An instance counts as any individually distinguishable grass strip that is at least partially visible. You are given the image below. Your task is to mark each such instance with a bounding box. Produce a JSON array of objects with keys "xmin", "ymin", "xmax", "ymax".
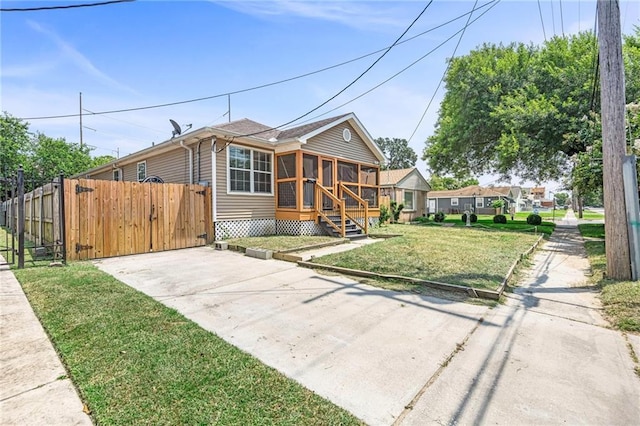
[
  {"xmin": 14, "ymin": 263, "xmax": 361, "ymax": 425},
  {"xmin": 581, "ymin": 240, "xmax": 640, "ymax": 333},
  {"xmin": 312, "ymin": 225, "xmax": 540, "ymax": 290}
]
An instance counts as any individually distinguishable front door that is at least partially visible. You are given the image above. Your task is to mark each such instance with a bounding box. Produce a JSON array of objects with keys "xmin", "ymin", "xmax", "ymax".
[
  {"xmin": 428, "ymin": 199, "xmax": 436, "ymax": 214},
  {"xmin": 321, "ymin": 159, "xmax": 335, "ymax": 210}
]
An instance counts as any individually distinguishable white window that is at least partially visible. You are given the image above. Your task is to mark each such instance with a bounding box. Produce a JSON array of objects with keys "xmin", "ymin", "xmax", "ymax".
[
  {"xmin": 113, "ymin": 168, "xmax": 121, "ymax": 181},
  {"xmin": 137, "ymin": 161, "xmax": 146, "ymax": 182},
  {"xmin": 403, "ymin": 190, "xmax": 415, "ymax": 211},
  {"xmin": 228, "ymin": 146, "xmax": 273, "ymax": 195},
  {"xmin": 476, "ymin": 197, "xmax": 484, "ymax": 208},
  {"xmin": 451, "ymin": 197, "xmax": 459, "ymax": 206}
]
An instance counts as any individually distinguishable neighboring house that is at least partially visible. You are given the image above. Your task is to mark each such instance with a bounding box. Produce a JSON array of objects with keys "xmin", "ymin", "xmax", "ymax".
[
  {"xmin": 379, "ymin": 168, "xmax": 431, "ymax": 222},
  {"xmin": 76, "ymin": 112, "xmax": 386, "ymax": 240},
  {"xmin": 426, "ymin": 185, "xmax": 514, "ymax": 216}
]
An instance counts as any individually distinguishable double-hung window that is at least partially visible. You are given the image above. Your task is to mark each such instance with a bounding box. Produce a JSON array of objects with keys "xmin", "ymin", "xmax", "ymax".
[
  {"xmin": 137, "ymin": 161, "xmax": 146, "ymax": 182},
  {"xmin": 404, "ymin": 190, "xmax": 415, "ymax": 211},
  {"xmin": 228, "ymin": 146, "xmax": 272, "ymax": 194}
]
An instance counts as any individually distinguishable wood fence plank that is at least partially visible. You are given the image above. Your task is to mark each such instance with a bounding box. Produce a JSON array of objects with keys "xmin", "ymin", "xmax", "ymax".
[
  {"xmin": 154, "ymin": 184, "xmax": 163, "ymax": 252},
  {"xmin": 143, "ymin": 183, "xmax": 151, "ymax": 253},
  {"xmin": 124, "ymin": 181, "xmax": 133, "ymax": 255}
]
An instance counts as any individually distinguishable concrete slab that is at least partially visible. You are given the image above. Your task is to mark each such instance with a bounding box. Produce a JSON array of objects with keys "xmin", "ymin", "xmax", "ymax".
[
  {"xmin": 0, "ymin": 261, "xmax": 92, "ymax": 426},
  {"xmin": 94, "ymin": 247, "xmax": 489, "ymax": 425}
]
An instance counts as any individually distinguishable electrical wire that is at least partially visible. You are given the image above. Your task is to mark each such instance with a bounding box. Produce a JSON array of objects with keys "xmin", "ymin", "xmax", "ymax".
[
  {"xmin": 289, "ymin": 1, "xmax": 500, "ymax": 129},
  {"xmin": 550, "ymin": 0, "xmax": 557, "ymax": 36},
  {"xmin": 589, "ymin": 3, "xmax": 600, "ymax": 112},
  {"xmin": 18, "ymin": 1, "xmax": 496, "ymax": 122},
  {"xmin": 83, "ymin": 108, "xmax": 165, "ymax": 134},
  {"xmin": 0, "ymin": 0, "xmax": 134, "ymax": 12},
  {"xmin": 537, "ymin": 0, "xmax": 547, "ymax": 41},
  {"xmin": 559, "ymin": 0, "xmax": 565, "ymax": 36},
  {"xmin": 407, "ymin": 0, "xmax": 483, "ymax": 143}
]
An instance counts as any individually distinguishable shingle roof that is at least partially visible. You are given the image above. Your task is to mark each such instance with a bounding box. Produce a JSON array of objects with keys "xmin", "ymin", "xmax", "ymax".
[
  {"xmin": 379, "ymin": 168, "xmax": 415, "ymax": 186},
  {"xmin": 212, "ymin": 118, "xmax": 280, "ymax": 141},
  {"xmin": 427, "ymin": 185, "xmax": 509, "ymax": 198},
  {"xmin": 276, "ymin": 114, "xmax": 351, "ymax": 140},
  {"xmin": 211, "ymin": 114, "xmax": 352, "ymax": 142}
]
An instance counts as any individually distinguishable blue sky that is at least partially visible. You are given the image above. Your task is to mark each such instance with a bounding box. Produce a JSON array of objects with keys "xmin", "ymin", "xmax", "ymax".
[{"xmin": 2, "ymin": 0, "xmax": 639, "ymax": 192}]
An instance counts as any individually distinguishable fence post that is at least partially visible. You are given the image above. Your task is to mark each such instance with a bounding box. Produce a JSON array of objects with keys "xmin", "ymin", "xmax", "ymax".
[
  {"xmin": 17, "ymin": 167, "xmax": 25, "ymax": 269},
  {"xmin": 59, "ymin": 174, "xmax": 67, "ymax": 264}
]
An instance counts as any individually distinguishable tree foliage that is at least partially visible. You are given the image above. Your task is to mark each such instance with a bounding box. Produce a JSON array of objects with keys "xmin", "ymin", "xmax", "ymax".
[
  {"xmin": 428, "ymin": 174, "xmax": 479, "ymax": 191},
  {"xmin": 424, "ymin": 29, "xmax": 640, "ymax": 182},
  {"xmin": 0, "ymin": 113, "xmax": 111, "ymax": 192},
  {"xmin": 374, "ymin": 137, "xmax": 417, "ymax": 170}
]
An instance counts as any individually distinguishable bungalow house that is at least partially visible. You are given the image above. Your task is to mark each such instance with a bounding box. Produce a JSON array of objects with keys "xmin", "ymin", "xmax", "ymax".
[
  {"xmin": 379, "ymin": 168, "xmax": 431, "ymax": 222},
  {"xmin": 426, "ymin": 185, "xmax": 514, "ymax": 216},
  {"xmin": 77, "ymin": 113, "xmax": 386, "ymax": 240}
]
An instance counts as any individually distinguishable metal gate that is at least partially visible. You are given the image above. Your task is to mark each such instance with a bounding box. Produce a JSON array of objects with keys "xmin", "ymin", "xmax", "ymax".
[
  {"xmin": 66, "ymin": 179, "xmax": 212, "ymax": 261},
  {"xmin": 1, "ymin": 169, "xmax": 66, "ymax": 268}
]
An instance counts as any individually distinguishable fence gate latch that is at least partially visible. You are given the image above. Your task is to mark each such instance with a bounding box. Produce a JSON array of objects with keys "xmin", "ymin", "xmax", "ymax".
[
  {"xmin": 197, "ymin": 234, "xmax": 207, "ymax": 239},
  {"xmin": 196, "ymin": 190, "xmax": 206, "ymax": 195},
  {"xmin": 75, "ymin": 184, "xmax": 94, "ymax": 194},
  {"xmin": 75, "ymin": 243, "xmax": 93, "ymax": 253}
]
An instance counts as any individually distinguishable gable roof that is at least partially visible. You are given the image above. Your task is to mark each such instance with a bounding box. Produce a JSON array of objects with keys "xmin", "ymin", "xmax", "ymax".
[
  {"xmin": 380, "ymin": 168, "xmax": 414, "ymax": 186},
  {"xmin": 75, "ymin": 112, "xmax": 385, "ymax": 177},
  {"xmin": 427, "ymin": 185, "xmax": 511, "ymax": 198}
]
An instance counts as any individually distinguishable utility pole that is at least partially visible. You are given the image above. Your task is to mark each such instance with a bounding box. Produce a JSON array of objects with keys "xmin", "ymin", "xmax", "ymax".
[
  {"xmin": 598, "ymin": 0, "xmax": 632, "ymax": 280},
  {"xmin": 79, "ymin": 92, "xmax": 83, "ymax": 148}
]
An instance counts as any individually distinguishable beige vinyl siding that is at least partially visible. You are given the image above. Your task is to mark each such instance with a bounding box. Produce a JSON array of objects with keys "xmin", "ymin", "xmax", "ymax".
[
  {"xmin": 215, "ymin": 143, "xmax": 275, "ymax": 221},
  {"xmin": 195, "ymin": 139, "xmax": 212, "ymax": 186},
  {"xmin": 90, "ymin": 169, "xmax": 115, "ymax": 181},
  {"xmin": 397, "ymin": 172, "xmax": 430, "ymax": 192},
  {"xmin": 304, "ymin": 122, "xmax": 378, "ymax": 164}
]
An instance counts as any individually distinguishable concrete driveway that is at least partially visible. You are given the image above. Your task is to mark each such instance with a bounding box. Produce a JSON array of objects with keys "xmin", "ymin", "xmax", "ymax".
[{"xmin": 94, "ymin": 247, "xmax": 489, "ymax": 425}]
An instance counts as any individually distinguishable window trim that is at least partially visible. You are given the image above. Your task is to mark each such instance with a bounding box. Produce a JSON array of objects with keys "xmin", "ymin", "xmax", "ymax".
[
  {"xmin": 403, "ymin": 189, "xmax": 415, "ymax": 211},
  {"xmin": 451, "ymin": 197, "xmax": 459, "ymax": 206},
  {"xmin": 226, "ymin": 144, "xmax": 274, "ymax": 196},
  {"xmin": 476, "ymin": 197, "xmax": 484, "ymax": 208},
  {"xmin": 136, "ymin": 161, "xmax": 146, "ymax": 182},
  {"xmin": 113, "ymin": 168, "xmax": 122, "ymax": 182}
]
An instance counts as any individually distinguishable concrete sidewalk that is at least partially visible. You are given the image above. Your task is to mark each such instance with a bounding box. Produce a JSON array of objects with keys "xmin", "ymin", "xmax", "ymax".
[
  {"xmin": 401, "ymin": 210, "xmax": 640, "ymax": 425},
  {"xmin": 0, "ymin": 260, "xmax": 92, "ymax": 426}
]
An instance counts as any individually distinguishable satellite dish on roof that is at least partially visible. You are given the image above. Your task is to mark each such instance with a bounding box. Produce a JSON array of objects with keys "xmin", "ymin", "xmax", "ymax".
[{"xmin": 169, "ymin": 119, "xmax": 182, "ymax": 138}]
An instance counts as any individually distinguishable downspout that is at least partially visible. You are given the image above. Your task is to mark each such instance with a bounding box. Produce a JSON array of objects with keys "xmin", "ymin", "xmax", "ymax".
[
  {"xmin": 179, "ymin": 140, "xmax": 193, "ymax": 184},
  {"xmin": 196, "ymin": 139, "xmax": 203, "ymax": 183},
  {"xmin": 211, "ymin": 136, "xmax": 217, "ymax": 223}
]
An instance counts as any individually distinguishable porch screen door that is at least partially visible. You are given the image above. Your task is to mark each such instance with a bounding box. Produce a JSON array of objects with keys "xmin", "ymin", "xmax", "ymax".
[{"xmin": 322, "ymin": 159, "xmax": 334, "ymax": 210}]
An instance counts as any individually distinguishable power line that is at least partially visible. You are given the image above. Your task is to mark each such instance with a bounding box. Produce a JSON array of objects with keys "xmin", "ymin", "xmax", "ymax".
[
  {"xmin": 407, "ymin": 0, "xmax": 483, "ymax": 143},
  {"xmin": 589, "ymin": 3, "xmax": 600, "ymax": 112},
  {"xmin": 550, "ymin": 0, "xmax": 557, "ymax": 36},
  {"xmin": 19, "ymin": 1, "xmax": 495, "ymax": 122},
  {"xmin": 213, "ymin": 0, "xmax": 434, "ymax": 147},
  {"xmin": 537, "ymin": 0, "xmax": 547, "ymax": 41},
  {"xmin": 559, "ymin": 0, "xmax": 565, "ymax": 36},
  {"xmin": 290, "ymin": 1, "xmax": 500, "ymax": 129},
  {"xmin": 0, "ymin": 0, "xmax": 134, "ymax": 12},
  {"xmin": 83, "ymin": 108, "xmax": 165, "ymax": 134}
]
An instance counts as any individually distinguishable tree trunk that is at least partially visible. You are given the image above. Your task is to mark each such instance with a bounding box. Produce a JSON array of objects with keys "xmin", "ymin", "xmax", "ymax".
[{"xmin": 598, "ymin": 0, "xmax": 632, "ymax": 280}]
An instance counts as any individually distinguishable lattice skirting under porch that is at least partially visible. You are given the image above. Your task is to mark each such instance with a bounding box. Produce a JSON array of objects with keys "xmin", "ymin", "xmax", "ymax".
[
  {"xmin": 275, "ymin": 220, "xmax": 326, "ymax": 236},
  {"xmin": 214, "ymin": 219, "xmax": 276, "ymax": 240}
]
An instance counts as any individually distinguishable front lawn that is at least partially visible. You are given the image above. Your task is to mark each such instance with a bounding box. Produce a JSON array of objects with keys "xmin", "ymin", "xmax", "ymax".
[
  {"xmin": 430, "ymin": 215, "xmax": 556, "ymax": 235},
  {"xmin": 579, "ymin": 209, "xmax": 605, "ymax": 220},
  {"xmin": 311, "ymin": 225, "xmax": 541, "ymax": 290},
  {"xmin": 578, "ymin": 223, "xmax": 605, "ymax": 239},
  {"xmin": 13, "ymin": 263, "xmax": 360, "ymax": 425}
]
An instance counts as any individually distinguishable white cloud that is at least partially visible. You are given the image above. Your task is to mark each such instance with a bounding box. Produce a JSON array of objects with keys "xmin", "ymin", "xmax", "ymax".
[
  {"xmin": 211, "ymin": 0, "xmax": 409, "ymax": 30},
  {"xmin": 27, "ymin": 20, "xmax": 139, "ymax": 95}
]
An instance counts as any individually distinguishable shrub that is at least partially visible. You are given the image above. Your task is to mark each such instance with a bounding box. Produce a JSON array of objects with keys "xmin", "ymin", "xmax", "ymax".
[
  {"xmin": 493, "ymin": 214, "xmax": 507, "ymax": 224},
  {"xmin": 461, "ymin": 213, "xmax": 478, "ymax": 223},
  {"xmin": 491, "ymin": 200, "xmax": 505, "ymax": 209},
  {"xmin": 378, "ymin": 204, "xmax": 390, "ymax": 225},
  {"xmin": 434, "ymin": 211, "xmax": 446, "ymax": 222},
  {"xmin": 390, "ymin": 201, "xmax": 404, "ymax": 223},
  {"xmin": 415, "ymin": 216, "xmax": 429, "ymax": 224},
  {"xmin": 527, "ymin": 213, "xmax": 542, "ymax": 225}
]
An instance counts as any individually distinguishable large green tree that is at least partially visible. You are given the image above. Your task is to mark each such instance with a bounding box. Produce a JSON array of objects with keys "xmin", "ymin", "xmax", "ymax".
[
  {"xmin": 424, "ymin": 29, "xmax": 639, "ymax": 182},
  {"xmin": 374, "ymin": 137, "xmax": 417, "ymax": 170},
  {"xmin": 428, "ymin": 175, "xmax": 479, "ymax": 191},
  {"xmin": 0, "ymin": 112, "xmax": 30, "ymax": 177}
]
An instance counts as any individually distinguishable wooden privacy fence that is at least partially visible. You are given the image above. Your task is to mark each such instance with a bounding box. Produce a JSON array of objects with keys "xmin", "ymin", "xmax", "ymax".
[{"xmin": 65, "ymin": 179, "xmax": 213, "ymax": 261}]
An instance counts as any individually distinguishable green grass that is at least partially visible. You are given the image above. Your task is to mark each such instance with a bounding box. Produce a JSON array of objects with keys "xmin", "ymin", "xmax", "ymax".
[
  {"xmin": 0, "ymin": 226, "xmax": 58, "ymax": 268},
  {"xmin": 13, "ymin": 263, "xmax": 361, "ymax": 425},
  {"xmin": 578, "ymin": 209, "xmax": 605, "ymax": 220},
  {"xmin": 225, "ymin": 235, "xmax": 339, "ymax": 252},
  {"xmin": 428, "ymin": 215, "xmax": 556, "ymax": 236},
  {"xmin": 514, "ymin": 210, "xmax": 567, "ymax": 220},
  {"xmin": 578, "ymin": 228, "xmax": 639, "ymax": 333},
  {"xmin": 312, "ymin": 224, "xmax": 541, "ymax": 290},
  {"xmin": 578, "ymin": 223, "xmax": 605, "ymax": 239}
]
